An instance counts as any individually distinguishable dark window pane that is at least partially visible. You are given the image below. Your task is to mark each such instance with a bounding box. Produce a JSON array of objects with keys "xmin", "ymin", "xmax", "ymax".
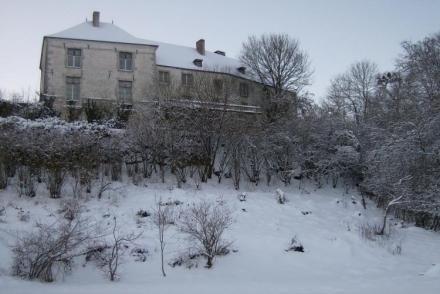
[
  {"xmin": 118, "ymin": 81, "xmax": 132, "ymax": 102},
  {"xmin": 240, "ymin": 83, "xmax": 249, "ymax": 97}
]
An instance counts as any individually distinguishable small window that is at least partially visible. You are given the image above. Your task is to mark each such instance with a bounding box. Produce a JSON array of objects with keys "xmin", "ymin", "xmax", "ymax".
[
  {"xmin": 214, "ymin": 79, "xmax": 223, "ymax": 94},
  {"xmin": 67, "ymin": 48, "xmax": 81, "ymax": 68},
  {"xmin": 239, "ymin": 83, "xmax": 249, "ymax": 97},
  {"xmin": 66, "ymin": 77, "xmax": 80, "ymax": 100},
  {"xmin": 159, "ymin": 71, "xmax": 170, "ymax": 84},
  {"xmin": 193, "ymin": 59, "xmax": 203, "ymax": 67},
  {"xmin": 118, "ymin": 81, "xmax": 132, "ymax": 103},
  {"xmin": 119, "ymin": 52, "xmax": 133, "ymax": 71},
  {"xmin": 182, "ymin": 73, "xmax": 193, "ymax": 87}
]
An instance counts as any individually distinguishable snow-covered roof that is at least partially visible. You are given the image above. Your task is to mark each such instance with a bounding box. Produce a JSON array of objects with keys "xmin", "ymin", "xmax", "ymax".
[{"xmin": 47, "ymin": 21, "xmax": 250, "ymax": 79}]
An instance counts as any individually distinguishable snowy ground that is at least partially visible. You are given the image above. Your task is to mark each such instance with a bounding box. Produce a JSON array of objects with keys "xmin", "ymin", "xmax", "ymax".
[{"xmin": 0, "ymin": 178, "xmax": 439, "ymax": 294}]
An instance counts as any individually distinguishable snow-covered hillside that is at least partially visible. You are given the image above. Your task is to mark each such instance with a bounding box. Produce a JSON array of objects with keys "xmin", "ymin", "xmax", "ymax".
[{"xmin": 0, "ymin": 180, "xmax": 439, "ymax": 294}]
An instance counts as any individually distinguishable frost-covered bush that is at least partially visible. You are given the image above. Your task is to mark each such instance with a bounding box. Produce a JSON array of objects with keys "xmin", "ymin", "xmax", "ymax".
[
  {"xmin": 0, "ymin": 162, "xmax": 8, "ymax": 190},
  {"xmin": 12, "ymin": 217, "xmax": 93, "ymax": 282},
  {"xmin": 0, "ymin": 116, "xmax": 126, "ymax": 197},
  {"xmin": 16, "ymin": 166, "xmax": 36, "ymax": 197},
  {"xmin": 276, "ymin": 188, "xmax": 286, "ymax": 204},
  {"xmin": 358, "ymin": 223, "xmax": 383, "ymax": 241},
  {"xmin": 285, "ymin": 236, "xmax": 304, "ymax": 253},
  {"xmin": 179, "ymin": 201, "xmax": 232, "ymax": 268},
  {"xmin": 91, "ymin": 217, "xmax": 141, "ymax": 281}
]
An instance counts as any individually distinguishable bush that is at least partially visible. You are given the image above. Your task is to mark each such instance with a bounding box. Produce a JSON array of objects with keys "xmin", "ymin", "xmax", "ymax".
[
  {"xmin": 136, "ymin": 209, "xmax": 150, "ymax": 218},
  {"xmin": 0, "ymin": 162, "xmax": 7, "ymax": 189},
  {"xmin": 16, "ymin": 166, "xmax": 36, "ymax": 197},
  {"xmin": 285, "ymin": 236, "xmax": 304, "ymax": 252},
  {"xmin": 11, "ymin": 217, "xmax": 92, "ymax": 282},
  {"xmin": 358, "ymin": 223, "xmax": 383, "ymax": 241},
  {"xmin": 276, "ymin": 188, "xmax": 286, "ymax": 204},
  {"xmin": 179, "ymin": 200, "xmax": 232, "ymax": 268}
]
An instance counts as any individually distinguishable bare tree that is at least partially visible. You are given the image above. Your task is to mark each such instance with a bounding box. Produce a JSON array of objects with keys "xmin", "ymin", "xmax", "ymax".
[
  {"xmin": 398, "ymin": 32, "xmax": 440, "ymax": 111},
  {"xmin": 179, "ymin": 201, "xmax": 232, "ymax": 268},
  {"xmin": 327, "ymin": 60, "xmax": 378, "ymax": 125},
  {"xmin": 153, "ymin": 199, "xmax": 175, "ymax": 277},
  {"xmin": 240, "ymin": 34, "xmax": 312, "ymax": 120},
  {"xmin": 241, "ymin": 34, "xmax": 312, "ymax": 94},
  {"xmin": 101, "ymin": 217, "xmax": 142, "ymax": 281}
]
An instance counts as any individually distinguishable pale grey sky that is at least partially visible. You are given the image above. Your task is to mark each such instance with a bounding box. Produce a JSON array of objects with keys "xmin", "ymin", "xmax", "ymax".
[{"xmin": 1, "ymin": 0, "xmax": 439, "ymax": 101}]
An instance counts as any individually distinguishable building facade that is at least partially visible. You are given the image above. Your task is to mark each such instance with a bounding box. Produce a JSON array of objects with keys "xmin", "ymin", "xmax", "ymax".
[{"xmin": 40, "ymin": 12, "xmax": 264, "ymax": 118}]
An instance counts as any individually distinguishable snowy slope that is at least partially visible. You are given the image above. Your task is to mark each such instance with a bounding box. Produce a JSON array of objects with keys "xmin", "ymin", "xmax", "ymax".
[{"xmin": 0, "ymin": 179, "xmax": 439, "ymax": 294}]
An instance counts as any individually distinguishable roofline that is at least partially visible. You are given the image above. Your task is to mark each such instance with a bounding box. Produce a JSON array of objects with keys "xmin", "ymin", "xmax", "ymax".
[
  {"xmin": 44, "ymin": 35, "xmax": 159, "ymax": 48},
  {"xmin": 156, "ymin": 64, "xmax": 264, "ymax": 86}
]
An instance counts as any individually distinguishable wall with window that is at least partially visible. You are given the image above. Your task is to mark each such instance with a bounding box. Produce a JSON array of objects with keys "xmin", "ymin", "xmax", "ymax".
[
  {"xmin": 155, "ymin": 65, "xmax": 265, "ymax": 106},
  {"xmin": 40, "ymin": 37, "xmax": 157, "ymax": 112}
]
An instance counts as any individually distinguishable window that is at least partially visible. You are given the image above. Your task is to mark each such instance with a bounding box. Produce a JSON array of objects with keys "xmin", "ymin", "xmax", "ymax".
[
  {"xmin": 181, "ymin": 73, "xmax": 193, "ymax": 87},
  {"xmin": 239, "ymin": 83, "xmax": 249, "ymax": 97},
  {"xmin": 119, "ymin": 52, "xmax": 133, "ymax": 71},
  {"xmin": 214, "ymin": 79, "xmax": 223, "ymax": 94},
  {"xmin": 67, "ymin": 48, "xmax": 81, "ymax": 68},
  {"xmin": 66, "ymin": 77, "xmax": 80, "ymax": 100},
  {"xmin": 118, "ymin": 81, "xmax": 132, "ymax": 103},
  {"xmin": 159, "ymin": 71, "xmax": 170, "ymax": 84}
]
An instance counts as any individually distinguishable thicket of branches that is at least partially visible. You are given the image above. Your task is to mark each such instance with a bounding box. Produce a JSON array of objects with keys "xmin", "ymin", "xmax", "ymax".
[
  {"xmin": 0, "ymin": 117, "xmax": 125, "ymax": 198},
  {"xmin": 322, "ymin": 32, "xmax": 440, "ymax": 231}
]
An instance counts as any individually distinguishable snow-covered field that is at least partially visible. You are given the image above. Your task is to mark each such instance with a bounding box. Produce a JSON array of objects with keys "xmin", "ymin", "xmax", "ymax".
[{"xmin": 0, "ymin": 179, "xmax": 439, "ymax": 294}]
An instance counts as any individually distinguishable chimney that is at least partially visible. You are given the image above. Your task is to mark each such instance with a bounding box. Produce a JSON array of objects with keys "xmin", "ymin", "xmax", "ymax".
[
  {"xmin": 92, "ymin": 11, "xmax": 100, "ymax": 27},
  {"xmin": 196, "ymin": 39, "xmax": 205, "ymax": 55}
]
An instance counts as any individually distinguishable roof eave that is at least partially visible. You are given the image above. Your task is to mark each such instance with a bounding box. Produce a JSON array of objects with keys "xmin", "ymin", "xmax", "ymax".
[{"xmin": 44, "ymin": 36, "xmax": 159, "ymax": 48}]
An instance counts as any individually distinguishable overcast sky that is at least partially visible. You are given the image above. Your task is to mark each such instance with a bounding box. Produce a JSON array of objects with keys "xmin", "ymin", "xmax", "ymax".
[{"xmin": 1, "ymin": 0, "xmax": 439, "ymax": 101}]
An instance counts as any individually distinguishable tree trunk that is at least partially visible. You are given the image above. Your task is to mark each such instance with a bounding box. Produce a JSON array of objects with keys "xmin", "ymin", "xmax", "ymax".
[{"xmin": 379, "ymin": 206, "xmax": 389, "ymax": 235}]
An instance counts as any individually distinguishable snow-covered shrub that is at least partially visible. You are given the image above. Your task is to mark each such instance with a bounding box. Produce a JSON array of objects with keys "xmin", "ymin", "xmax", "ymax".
[
  {"xmin": 238, "ymin": 192, "xmax": 247, "ymax": 202},
  {"xmin": 0, "ymin": 99, "xmax": 56, "ymax": 120},
  {"xmin": 83, "ymin": 99, "xmax": 108, "ymax": 123},
  {"xmin": 169, "ymin": 250, "xmax": 202, "ymax": 269},
  {"xmin": 46, "ymin": 168, "xmax": 66, "ymax": 199},
  {"xmin": 179, "ymin": 200, "xmax": 232, "ymax": 268},
  {"xmin": 276, "ymin": 188, "xmax": 286, "ymax": 204},
  {"xmin": 130, "ymin": 247, "xmax": 148, "ymax": 262},
  {"xmin": 358, "ymin": 223, "xmax": 383, "ymax": 241},
  {"xmin": 390, "ymin": 242, "xmax": 402, "ymax": 255},
  {"xmin": 0, "ymin": 116, "xmax": 126, "ymax": 198},
  {"xmin": 136, "ymin": 209, "xmax": 150, "ymax": 218},
  {"xmin": 11, "ymin": 217, "xmax": 93, "ymax": 282},
  {"xmin": 18, "ymin": 210, "xmax": 30, "ymax": 222},
  {"xmin": 285, "ymin": 236, "xmax": 304, "ymax": 252},
  {"xmin": 59, "ymin": 199, "xmax": 83, "ymax": 221},
  {"xmin": 16, "ymin": 166, "xmax": 36, "ymax": 197},
  {"xmin": 95, "ymin": 217, "xmax": 141, "ymax": 281},
  {"xmin": 0, "ymin": 162, "xmax": 7, "ymax": 189}
]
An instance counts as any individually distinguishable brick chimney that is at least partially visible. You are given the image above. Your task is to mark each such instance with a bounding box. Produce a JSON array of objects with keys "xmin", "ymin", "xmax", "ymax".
[
  {"xmin": 196, "ymin": 39, "xmax": 205, "ymax": 55},
  {"xmin": 92, "ymin": 11, "xmax": 100, "ymax": 27}
]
